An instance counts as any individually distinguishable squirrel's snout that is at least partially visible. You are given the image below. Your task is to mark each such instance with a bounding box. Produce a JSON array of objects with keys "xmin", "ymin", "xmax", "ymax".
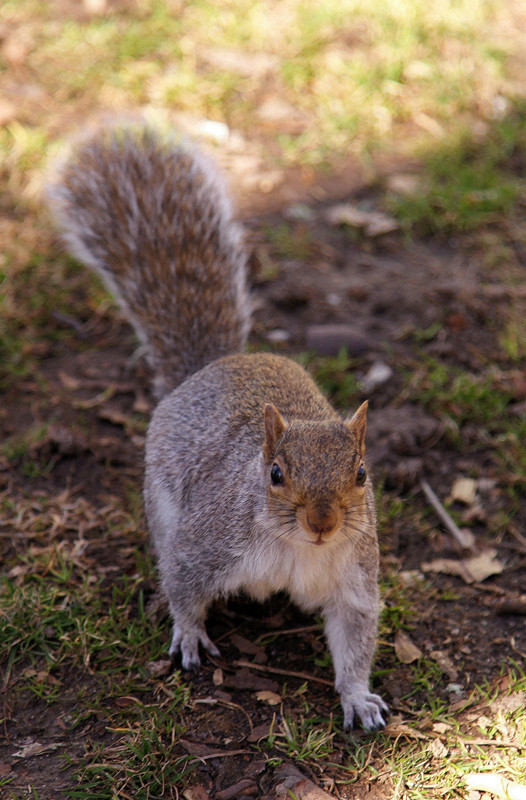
[{"xmin": 305, "ymin": 505, "xmax": 340, "ymax": 538}]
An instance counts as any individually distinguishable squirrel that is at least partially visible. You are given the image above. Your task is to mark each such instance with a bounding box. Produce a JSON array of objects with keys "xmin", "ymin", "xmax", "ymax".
[{"xmin": 46, "ymin": 123, "xmax": 388, "ymax": 732}]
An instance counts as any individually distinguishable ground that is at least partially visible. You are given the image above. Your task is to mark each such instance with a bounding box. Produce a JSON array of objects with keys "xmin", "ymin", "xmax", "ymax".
[
  {"xmin": 1, "ymin": 181, "xmax": 525, "ymax": 798},
  {"xmin": 1, "ymin": 2, "xmax": 526, "ymax": 799}
]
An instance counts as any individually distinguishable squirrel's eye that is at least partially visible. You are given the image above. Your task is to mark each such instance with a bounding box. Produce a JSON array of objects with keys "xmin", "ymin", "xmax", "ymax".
[
  {"xmin": 270, "ymin": 463, "xmax": 284, "ymax": 485},
  {"xmin": 356, "ymin": 465, "xmax": 367, "ymax": 486}
]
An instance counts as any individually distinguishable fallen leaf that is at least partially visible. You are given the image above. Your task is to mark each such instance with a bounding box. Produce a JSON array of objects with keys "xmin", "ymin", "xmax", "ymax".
[
  {"xmin": 464, "ymin": 549, "xmax": 504, "ymax": 582},
  {"xmin": 183, "ymin": 786, "xmax": 210, "ymax": 800},
  {"xmin": 248, "ymin": 721, "xmax": 274, "ymax": 742},
  {"xmin": 216, "ymin": 778, "xmax": 256, "ymax": 800},
  {"xmin": 429, "ymin": 650, "xmax": 459, "ymax": 680},
  {"xmin": 212, "ymin": 668, "xmax": 224, "ymax": 686},
  {"xmin": 229, "ymin": 632, "xmax": 264, "ymax": 656},
  {"xmin": 421, "ymin": 548, "xmax": 504, "ymax": 584},
  {"xmin": 427, "ymin": 738, "xmax": 448, "ymax": 759},
  {"xmin": 274, "ymin": 765, "xmax": 337, "ymax": 800},
  {"xmin": 421, "ymin": 557, "xmax": 474, "ymax": 583},
  {"xmin": 13, "ymin": 741, "xmax": 60, "ymax": 759},
  {"xmin": 324, "ymin": 204, "xmax": 399, "ymax": 237},
  {"xmin": 432, "ymin": 722, "xmax": 452, "ymax": 734},
  {"xmin": 255, "ymin": 690, "xmax": 281, "ymax": 705},
  {"xmin": 394, "ymin": 630, "xmax": 422, "ymax": 664},
  {"xmin": 385, "ymin": 719, "xmax": 429, "ymax": 740},
  {"xmin": 146, "ymin": 658, "xmax": 172, "ymax": 679},
  {"xmin": 465, "ymin": 773, "xmax": 526, "ymax": 800},
  {"xmin": 180, "ymin": 740, "xmax": 219, "ymax": 758},
  {"xmin": 449, "ymin": 477, "xmax": 477, "ymax": 506},
  {"xmin": 223, "ymin": 667, "xmax": 279, "ymax": 692}
]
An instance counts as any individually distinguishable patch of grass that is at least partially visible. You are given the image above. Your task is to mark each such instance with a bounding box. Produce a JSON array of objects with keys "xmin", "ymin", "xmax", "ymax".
[
  {"xmin": 307, "ymin": 349, "xmax": 361, "ymax": 409},
  {"xmin": 500, "ymin": 308, "xmax": 526, "ymax": 363},
  {"xmin": 263, "ymin": 221, "xmax": 314, "ymax": 260},
  {"xmin": 274, "ymin": 714, "xmax": 336, "ymax": 763},
  {"xmin": 408, "ymin": 357, "xmax": 514, "ymax": 427},
  {"xmin": 332, "ymin": 663, "xmax": 526, "ymax": 798},
  {"xmin": 388, "ymin": 102, "xmax": 526, "ymax": 233},
  {"xmin": 3, "ymin": 0, "xmax": 519, "ymax": 170},
  {"xmin": 70, "ymin": 696, "xmax": 192, "ymax": 800}
]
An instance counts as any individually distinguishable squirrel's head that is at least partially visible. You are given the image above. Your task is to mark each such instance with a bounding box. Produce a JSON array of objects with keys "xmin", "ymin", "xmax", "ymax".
[{"xmin": 262, "ymin": 401, "xmax": 372, "ymax": 547}]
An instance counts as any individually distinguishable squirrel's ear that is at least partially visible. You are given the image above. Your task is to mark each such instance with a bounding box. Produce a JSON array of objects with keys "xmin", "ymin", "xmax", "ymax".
[
  {"xmin": 263, "ymin": 403, "xmax": 287, "ymax": 460},
  {"xmin": 346, "ymin": 400, "xmax": 368, "ymax": 456}
]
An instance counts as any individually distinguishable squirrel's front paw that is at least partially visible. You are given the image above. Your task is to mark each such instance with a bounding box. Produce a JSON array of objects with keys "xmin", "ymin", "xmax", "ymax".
[
  {"xmin": 341, "ymin": 690, "xmax": 388, "ymax": 732},
  {"xmin": 169, "ymin": 625, "xmax": 220, "ymax": 672}
]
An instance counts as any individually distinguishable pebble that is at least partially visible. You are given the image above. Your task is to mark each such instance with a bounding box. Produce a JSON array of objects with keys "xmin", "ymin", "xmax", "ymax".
[
  {"xmin": 304, "ymin": 324, "xmax": 371, "ymax": 356},
  {"xmin": 359, "ymin": 360, "xmax": 393, "ymax": 392},
  {"xmin": 266, "ymin": 328, "xmax": 290, "ymax": 343}
]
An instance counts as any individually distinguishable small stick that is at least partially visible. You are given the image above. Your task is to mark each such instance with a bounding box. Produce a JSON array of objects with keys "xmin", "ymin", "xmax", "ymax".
[
  {"xmin": 420, "ymin": 479, "xmax": 475, "ymax": 550},
  {"xmin": 256, "ymin": 624, "xmax": 321, "ymax": 643},
  {"xmin": 234, "ymin": 658, "xmax": 334, "ymax": 688}
]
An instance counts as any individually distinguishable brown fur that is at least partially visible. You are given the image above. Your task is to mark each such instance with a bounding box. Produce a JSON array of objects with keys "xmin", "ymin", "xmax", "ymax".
[{"xmin": 47, "ymin": 124, "xmax": 387, "ymax": 731}]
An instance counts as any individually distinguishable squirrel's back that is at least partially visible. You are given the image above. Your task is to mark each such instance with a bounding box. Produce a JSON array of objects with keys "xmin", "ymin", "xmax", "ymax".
[{"xmin": 46, "ymin": 124, "xmax": 250, "ymax": 399}]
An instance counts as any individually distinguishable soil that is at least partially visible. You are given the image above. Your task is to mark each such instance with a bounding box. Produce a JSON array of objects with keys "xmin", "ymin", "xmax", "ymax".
[{"xmin": 1, "ymin": 167, "xmax": 526, "ymax": 799}]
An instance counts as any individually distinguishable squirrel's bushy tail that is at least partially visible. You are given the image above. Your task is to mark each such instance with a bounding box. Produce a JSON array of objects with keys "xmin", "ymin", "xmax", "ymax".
[{"xmin": 47, "ymin": 124, "xmax": 250, "ymax": 399}]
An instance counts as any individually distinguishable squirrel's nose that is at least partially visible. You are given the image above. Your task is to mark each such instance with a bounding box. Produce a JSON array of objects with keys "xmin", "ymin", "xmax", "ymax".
[{"xmin": 306, "ymin": 505, "xmax": 339, "ymax": 536}]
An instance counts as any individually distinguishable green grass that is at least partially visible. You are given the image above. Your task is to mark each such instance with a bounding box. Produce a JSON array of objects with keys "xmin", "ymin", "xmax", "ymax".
[
  {"xmin": 0, "ymin": 0, "xmax": 521, "ymax": 179},
  {"xmin": 306, "ymin": 349, "xmax": 361, "ymax": 409},
  {"xmin": 70, "ymin": 697, "xmax": 193, "ymax": 800},
  {"xmin": 388, "ymin": 102, "xmax": 526, "ymax": 232}
]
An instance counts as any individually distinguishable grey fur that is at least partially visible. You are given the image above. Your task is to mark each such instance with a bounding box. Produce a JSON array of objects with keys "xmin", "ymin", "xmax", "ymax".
[{"xmin": 48, "ymin": 123, "xmax": 387, "ymax": 731}]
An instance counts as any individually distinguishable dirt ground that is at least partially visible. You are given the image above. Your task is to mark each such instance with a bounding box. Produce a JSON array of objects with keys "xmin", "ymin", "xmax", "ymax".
[{"xmin": 1, "ymin": 163, "xmax": 526, "ymax": 799}]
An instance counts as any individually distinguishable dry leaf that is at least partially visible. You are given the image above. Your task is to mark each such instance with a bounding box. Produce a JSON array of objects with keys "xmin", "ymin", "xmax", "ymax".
[
  {"xmin": 385, "ymin": 719, "xmax": 429, "ymax": 740},
  {"xmin": 427, "ymin": 738, "xmax": 448, "ymax": 759},
  {"xmin": 223, "ymin": 668, "xmax": 279, "ymax": 692},
  {"xmin": 394, "ymin": 630, "xmax": 422, "ymax": 664},
  {"xmin": 255, "ymin": 690, "xmax": 281, "ymax": 705},
  {"xmin": 216, "ymin": 778, "xmax": 256, "ymax": 800},
  {"xmin": 274, "ymin": 765, "xmax": 336, "ymax": 800},
  {"xmin": 449, "ymin": 477, "xmax": 477, "ymax": 505},
  {"xmin": 429, "ymin": 650, "xmax": 458, "ymax": 680},
  {"xmin": 183, "ymin": 786, "xmax": 210, "ymax": 800},
  {"xmin": 145, "ymin": 658, "xmax": 172, "ymax": 679},
  {"xmin": 324, "ymin": 204, "xmax": 399, "ymax": 237},
  {"xmin": 13, "ymin": 741, "xmax": 60, "ymax": 758},
  {"xmin": 432, "ymin": 722, "xmax": 452, "ymax": 734},
  {"xmin": 421, "ymin": 548, "xmax": 504, "ymax": 584},
  {"xmin": 229, "ymin": 632, "xmax": 264, "ymax": 656},
  {"xmin": 212, "ymin": 668, "xmax": 224, "ymax": 686},
  {"xmin": 465, "ymin": 773, "xmax": 526, "ymax": 800},
  {"xmin": 248, "ymin": 721, "xmax": 274, "ymax": 742},
  {"xmin": 464, "ymin": 549, "xmax": 504, "ymax": 582}
]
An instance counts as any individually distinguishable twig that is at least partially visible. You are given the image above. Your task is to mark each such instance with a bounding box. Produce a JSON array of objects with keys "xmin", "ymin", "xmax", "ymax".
[
  {"xmin": 420, "ymin": 479, "xmax": 475, "ymax": 550},
  {"xmin": 234, "ymin": 659, "xmax": 334, "ymax": 688},
  {"xmin": 256, "ymin": 624, "xmax": 321, "ymax": 643},
  {"xmin": 187, "ymin": 748, "xmax": 252, "ymax": 763},
  {"xmin": 497, "ymin": 597, "xmax": 526, "ymax": 616}
]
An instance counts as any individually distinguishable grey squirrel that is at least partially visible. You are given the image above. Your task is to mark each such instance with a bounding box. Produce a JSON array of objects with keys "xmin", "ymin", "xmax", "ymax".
[{"xmin": 47, "ymin": 124, "xmax": 388, "ymax": 731}]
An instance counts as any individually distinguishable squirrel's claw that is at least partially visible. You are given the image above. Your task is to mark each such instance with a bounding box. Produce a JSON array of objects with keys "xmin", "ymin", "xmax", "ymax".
[
  {"xmin": 169, "ymin": 624, "xmax": 220, "ymax": 672},
  {"xmin": 342, "ymin": 691, "xmax": 389, "ymax": 732}
]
